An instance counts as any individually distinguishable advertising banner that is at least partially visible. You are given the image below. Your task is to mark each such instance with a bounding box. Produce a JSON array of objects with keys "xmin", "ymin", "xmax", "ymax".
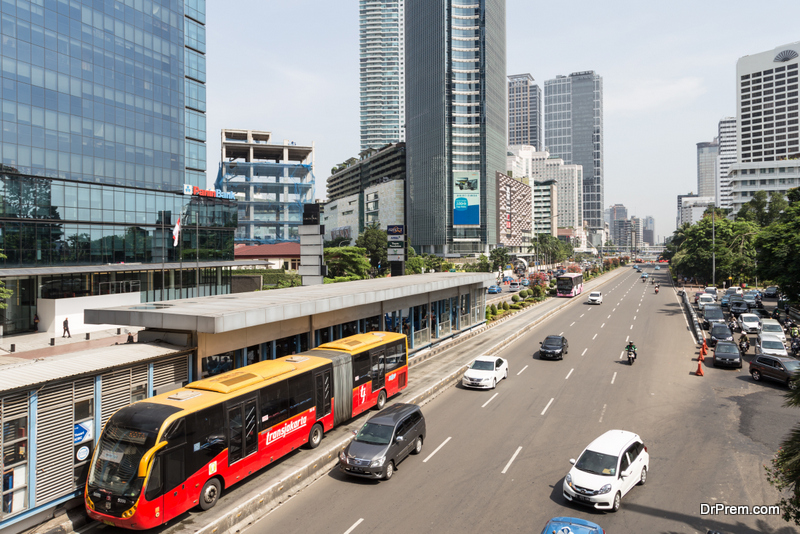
[{"xmin": 453, "ymin": 171, "xmax": 480, "ymax": 225}]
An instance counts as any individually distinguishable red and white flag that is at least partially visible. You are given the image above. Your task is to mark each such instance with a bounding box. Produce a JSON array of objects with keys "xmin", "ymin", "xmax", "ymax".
[{"xmin": 172, "ymin": 217, "xmax": 181, "ymax": 247}]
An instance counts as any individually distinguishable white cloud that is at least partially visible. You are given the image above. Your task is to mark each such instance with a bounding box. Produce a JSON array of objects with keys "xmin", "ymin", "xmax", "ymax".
[{"xmin": 605, "ymin": 77, "xmax": 707, "ymax": 114}]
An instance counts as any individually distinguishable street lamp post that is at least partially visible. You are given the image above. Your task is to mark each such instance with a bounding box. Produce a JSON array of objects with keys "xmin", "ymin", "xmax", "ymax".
[{"xmin": 711, "ymin": 203, "xmax": 716, "ymax": 287}]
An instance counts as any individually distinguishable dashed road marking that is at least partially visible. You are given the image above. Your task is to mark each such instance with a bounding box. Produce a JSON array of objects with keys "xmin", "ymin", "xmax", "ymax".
[
  {"xmin": 541, "ymin": 398, "xmax": 555, "ymax": 415},
  {"xmin": 611, "ymin": 372, "xmax": 617, "ymax": 384},
  {"xmin": 565, "ymin": 368, "xmax": 574, "ymax": 380},
  {"xmin": 423, "ymin": 437, "xmax": 452, "ymax": 463},
  {"xmin": 582, "ymin": 348, "xmax": 588, "ymax": 356},
  {"xmin": 517, "ymin": 365, "xmax": 528, "ymax": 376},
  {"xmin": 502, "ymin": 446, "xmax": 523, "ymax": 474}
]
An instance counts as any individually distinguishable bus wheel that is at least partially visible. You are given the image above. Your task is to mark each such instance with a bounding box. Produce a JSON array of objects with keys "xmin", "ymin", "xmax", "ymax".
[
  {"xmin": 376, "ymin": 390, "xmax": 387, "ymax": 410},
  {"xmin": 308, "ymin": 423, "xmax": 323, "ymax": 449},
  {"xmin": 199, "ymin": 478, "xmax": 221, "ymax": 511}
]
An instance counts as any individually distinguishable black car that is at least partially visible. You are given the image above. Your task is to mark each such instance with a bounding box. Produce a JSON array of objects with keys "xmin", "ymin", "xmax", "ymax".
[
  {"xmin": 765, "ymin": 286, "xmax": 780, "ymax": 298},
  {"xmin": 702, "ymin": 306, "xmax": 726, "ymax": 330},
  {"xmin": 709, "ymin": 324, "xmax": 734, "ymax": 346},
  {"xmin": 750, "ymin": 308, "xmax": 772, "ymax": 320},
  {"xmin": 713, "ymin": 341, "xmax": 743, "ymax": 369},
  {"xmin": 339, "ymin": 403, "xmax": 426, "ymax": 480},
  {"xmin": 539, "ymin": 335, "xmax": 569, "ymax": 360},
  {"xmin": 730, "ymin": 301, "xmax": 750, "ymax": 317}
]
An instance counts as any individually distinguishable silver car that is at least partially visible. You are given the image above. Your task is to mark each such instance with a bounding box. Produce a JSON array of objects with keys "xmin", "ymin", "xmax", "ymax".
[{"xmin": 756, "ymin": 334, "xmax": 789, "ymax": 358}]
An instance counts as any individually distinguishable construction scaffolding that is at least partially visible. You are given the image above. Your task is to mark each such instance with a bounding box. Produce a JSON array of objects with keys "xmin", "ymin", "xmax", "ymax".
[{"xmin": 218, "ymin": 129, "xmax": 316, "ymax": 245}]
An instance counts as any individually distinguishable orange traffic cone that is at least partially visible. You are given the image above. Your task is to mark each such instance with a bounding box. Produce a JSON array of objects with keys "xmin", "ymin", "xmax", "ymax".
[
  {"xmin": 702, "ymin": 339, "xmax": 708, "ymax": 352},
  {"xmin": 696, "ymin": 362, "xmax": 704, "ymax": 376},
  {"xmin": 698, "ymin": 350, "xmax": 705, "ymax": 362}
]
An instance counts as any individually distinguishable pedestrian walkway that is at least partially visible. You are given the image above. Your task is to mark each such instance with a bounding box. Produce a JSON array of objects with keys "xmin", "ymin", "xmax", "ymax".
[{"xmin": 0, "ymin": 326, "xmax": 145, "ymax": 365}]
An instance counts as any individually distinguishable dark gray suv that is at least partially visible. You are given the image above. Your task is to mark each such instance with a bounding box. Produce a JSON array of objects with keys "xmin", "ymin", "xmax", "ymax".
[{"xmin": 339, "ymin": 403, "xmax": 426, "ymax": 480}]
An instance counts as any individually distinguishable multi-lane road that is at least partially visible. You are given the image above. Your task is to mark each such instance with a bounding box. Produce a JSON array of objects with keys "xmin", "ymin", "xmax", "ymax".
[{"xmin": 245, "ymin": 267, "xmax": 799, "ymax": 534}]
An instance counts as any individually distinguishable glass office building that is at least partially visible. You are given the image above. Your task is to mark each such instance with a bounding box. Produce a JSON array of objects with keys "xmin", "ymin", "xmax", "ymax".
[
  {"xmin": 405, "ymin": 0, "xmax": 506, "ymax": 255},
  {"xmin": 0, "ymin": 0, "xmax": 237, "ymax": 336}
]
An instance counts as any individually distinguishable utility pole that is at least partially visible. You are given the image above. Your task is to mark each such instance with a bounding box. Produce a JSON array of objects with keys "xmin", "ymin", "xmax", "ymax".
[{"xmin": 711, "ymin": 203, "xmax": 716, "ymax": 287}]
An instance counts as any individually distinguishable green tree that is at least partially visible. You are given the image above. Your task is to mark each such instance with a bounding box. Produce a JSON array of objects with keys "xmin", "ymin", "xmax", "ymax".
[
  {"xmin": 476, "ymin": 254, "xmax": 491, "ymax": 272},
  {"xmin": 0, "ymin": 251, "xmax": 12, "ymax": 308},
  {"xmin": 757, "ymin": 187, "xmax": 800, "ymax": 301},
  {"xmin": 768, "ymin": 191, "xmax": 790, "ymax": 223},
  {"xmin": 405, "ymin": 255, "xmax": 425, "ymax": 274},
  {"xmin": 324, "ymin": 236, "xmax": 352, "ymax": 248},
  {"xmin": 489, "ymin": 247, "xmax": 510, "ymax": 272},
  {"xmin": 355, "ymin": 225, "xmax": 388, "ymax": 274},
  {"xmin": 323, "ymin": 247, "xmax": 371, "ymax": 279}
]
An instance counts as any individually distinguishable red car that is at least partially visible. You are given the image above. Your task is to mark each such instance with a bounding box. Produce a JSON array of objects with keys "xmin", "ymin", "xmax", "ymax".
[{"xmin": 694, "ymin": 292, "xmax": 705, "ymax": 304}]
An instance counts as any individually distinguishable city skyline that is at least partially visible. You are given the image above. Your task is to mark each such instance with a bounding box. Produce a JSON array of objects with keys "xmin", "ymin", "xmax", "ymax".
[{"xmin": 204, "ymin": 1, "xmax": 799, "ymax": 245}]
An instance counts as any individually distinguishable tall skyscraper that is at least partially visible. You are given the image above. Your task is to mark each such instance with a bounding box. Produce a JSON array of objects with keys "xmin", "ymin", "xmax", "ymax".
[
  {"xmin": 643, "ymin": 216, "xmax": 655, "ymax": 246},
  {"xmin": 405, "ymin": 0, "xmax": 506, "ymax": 255},
  {"xmin": 508, "ymin": 74, "xmax": 542, "ymax": 150},
  {"xmin": 717, "ymin": 117, "xmax": 736, "ymax": 209},
  {"xmin": 544, "ymin": 71, "xmax": 604, "ymax": 244},
  {"xmin": 359, "ymin": 0, "xmax": 405, "ymax": 150},
  {"xmin": 697, "ymin": 139, "xmax": 719, "ymax": 199}
]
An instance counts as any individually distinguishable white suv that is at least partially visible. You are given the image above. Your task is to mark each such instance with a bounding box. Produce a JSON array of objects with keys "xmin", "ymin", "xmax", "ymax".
[
  {"xmin": 563, "ymin": 430, "xmax": 649, "ymax": 512},
  {"xmin": 698, "ymin": 294, "xmax": 715, "ymax": 311},
  {"xmin": 587, "ymin": 291, "xmax": 603, "ymax": 305}
]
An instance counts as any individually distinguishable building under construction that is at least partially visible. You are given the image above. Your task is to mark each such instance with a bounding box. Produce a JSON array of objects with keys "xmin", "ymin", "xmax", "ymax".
[{"xmin": 218, "ymin": 129, "xmax": 315, "ymax": 244}]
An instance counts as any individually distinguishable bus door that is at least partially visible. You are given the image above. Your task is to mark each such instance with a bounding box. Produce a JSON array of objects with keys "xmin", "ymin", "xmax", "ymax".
[
  {"xmin": 371, "ymin": 349, "xmax": 386, "ymax": 395},
  {"xmin": 156, "ymin": 418, "xmax": 190, "ymax": 523},
  {"xmin": 226, "ymin": 396, "xmax": 258, "ymax": 466},
  {"xmin": 314, "ymin": 368, "xmax": 332, "ymax": 424}
]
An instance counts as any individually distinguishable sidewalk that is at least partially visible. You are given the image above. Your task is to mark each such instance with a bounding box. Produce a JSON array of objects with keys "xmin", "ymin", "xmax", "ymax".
[{"xmin": 0, "ymin": 326, "xmax": 145, "ymax": 365}]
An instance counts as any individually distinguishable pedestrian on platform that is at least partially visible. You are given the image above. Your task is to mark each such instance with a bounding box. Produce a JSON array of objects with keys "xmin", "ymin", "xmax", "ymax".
[{"xmin": 63, "ymin": 317, "xmax": 71, "ymax": 338}]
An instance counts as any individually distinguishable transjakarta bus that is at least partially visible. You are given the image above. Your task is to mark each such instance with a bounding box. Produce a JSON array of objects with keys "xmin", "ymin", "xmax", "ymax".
[
  {"xmin": 85, "ymin": 332, "xmax": 407, "ymax": 529},
  {"xmin": 556, "ymin": 272, "xmax": 584, "ymax": 297}
]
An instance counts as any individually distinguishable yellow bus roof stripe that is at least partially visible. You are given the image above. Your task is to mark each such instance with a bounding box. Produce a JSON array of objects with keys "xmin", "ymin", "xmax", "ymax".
[{"xmin": 313, "ymin": 332, "xmax": 406, "ymax": 353}]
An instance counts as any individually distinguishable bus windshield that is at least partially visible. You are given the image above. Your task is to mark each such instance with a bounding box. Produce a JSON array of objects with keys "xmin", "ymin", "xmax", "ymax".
[{"xmin": 88, "ymin": 424, "xmax": 156, "ymax": 497}]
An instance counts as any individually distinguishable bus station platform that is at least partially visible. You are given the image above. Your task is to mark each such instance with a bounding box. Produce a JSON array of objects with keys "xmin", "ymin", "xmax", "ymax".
[{"xmin": 19, "ymin": 267, "xmax": 629, "ymax": 534}]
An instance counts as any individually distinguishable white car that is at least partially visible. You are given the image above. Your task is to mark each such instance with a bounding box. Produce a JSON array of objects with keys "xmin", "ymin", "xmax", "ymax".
[
  {"xmin": 587, "ymin": 291, "xmax": 603, "ymax": 305},
  {"xmin": 462, "ymin": 356, "xmax": 508, "ymax": 389},
  {"xmin": 760, "ymin": 319, "xmax": 787, "ymax": 343},
  {"xmin": 698, "ymin": 294, "xmax": 715, "ymax": 311},
  {"xmin": 756, "ymin": 334, "xmax": 789, "ymax": 357},
  {"xmin": 563, "ymin": 430, "xmax": 649, "ymax": 513},
  {"xmin": 738, "ymin": 313, "xmax": 762, "ymax": 334}
]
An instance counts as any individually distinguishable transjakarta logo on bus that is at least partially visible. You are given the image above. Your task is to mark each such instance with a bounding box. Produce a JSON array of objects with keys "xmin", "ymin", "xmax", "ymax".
[
  {"xmin": 183, "ymin": 184, "xmax": 235, "ymax": 200},
  {"xmin": 265, "ymin": 415, "xmax": 308, "ymax": 445}
]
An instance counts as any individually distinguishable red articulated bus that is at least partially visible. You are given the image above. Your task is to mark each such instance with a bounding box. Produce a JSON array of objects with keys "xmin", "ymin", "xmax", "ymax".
[{"xmin": 85, "ymin": 332, "xmax": 408, "ymax": 529}]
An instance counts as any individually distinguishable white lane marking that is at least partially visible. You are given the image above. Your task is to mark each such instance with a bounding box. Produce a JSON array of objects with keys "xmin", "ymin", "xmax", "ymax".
[
  {"xmin": 502, "ymin": 446, "xmax": 523, "ymax": 474},
  {"xmin": 630, "ymin": 325, "xmax": 633, "ymax": 330},
  {"xmin": 637, "ymin": 309, "xmax": 639, "ymax": 313},
  {"xmin": 423, "ymin": 437, "xmax": 452, "ymax": 463},
  {"xmin": 601, "ymin": 323, "xmax": 605, "ymax": 328},
  {"xmin": 344, "ymin": 519, "xmax": 364, "ymax": 534},
  {"xmin": 599, "ymin": 403, "xmax": 607, "ymax": 423},
  {"xmin": 607, "ymin": 314, "xmax": 611, "ymax": 319},
  {"xmin": 582, "ymin": 348, "xmax": 588, "ymax": 356},
  {"xmin": 580, "ymin": 313, "xmax": 585, "ymax": 318},
  {"xmin": 619, "ymin": 351, "xmax": 625, "ymax": 360},
  {"xmin": 613, "ymin": 308, "xmax": 616, "ymax": 312},
  {"xmin": 541, "ymin": 398, "xmax": 555, "ymax": 415},
  {"xmin": 634, "ymin": 316, "xmax": 637, "ymax": 320},
  {"xmin": 570, "ymin": 322, "xmax": 575, "ymax": 326},
  {"xmin": 482, "ymin": 393, "xmax": 499, "ymax": 408},
  {"xmin": 559, "ymin": 332, "xmax": 564, "ymax": 336},
  {"xmin": 592, "ymin": 333, "xmax": 598, "ymax": 340},
  {"xmin": 565, "ymin": 368, "xmax": 574, "ymax": 380},
  {"xmin": 517, "ymin": 365, "xmax": 528, "ymax": 376},
  {"xmin": 611, "ymin": 372, "xmax": 617, "ymax": 384}
]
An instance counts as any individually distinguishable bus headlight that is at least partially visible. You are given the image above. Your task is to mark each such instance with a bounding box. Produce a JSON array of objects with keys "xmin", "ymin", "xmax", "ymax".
[
  {"xmin": 121, "ymin": 503, "xmax": 138, "ymax": 519},
  {"xmin": 85, "ymin": 494, "xmax": 95, "ymax": 511}
]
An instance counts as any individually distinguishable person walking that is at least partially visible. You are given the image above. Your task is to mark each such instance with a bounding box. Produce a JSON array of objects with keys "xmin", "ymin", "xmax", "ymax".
[
  {"xmin": 33, "ymin": 313, "xmax": 39, "ymax": 332},
  {"xmin": 62, "ymin": 317, "xmax": 71, "ymax": 338}
]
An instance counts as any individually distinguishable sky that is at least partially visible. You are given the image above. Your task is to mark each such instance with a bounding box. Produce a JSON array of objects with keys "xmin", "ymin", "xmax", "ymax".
[{"xmin": 204, "ymin": 0, "xmax": 799, "ymax": 244}]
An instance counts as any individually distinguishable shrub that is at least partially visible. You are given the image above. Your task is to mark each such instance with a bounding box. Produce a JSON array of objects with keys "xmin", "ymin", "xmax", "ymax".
[
  {"xmin": 502, "ymin": 301, "xmax": 510, "ymax": 311},
  {"xmin": 512, "ymin": 294, "xmax": 520, "ymax": 303},
  {"xmin": 485, "ymin": 308, "xmax": 491, "ymax": 321},
  {"xmin": 510, "ymin": 304, "xmax": 521, "ymax": 310},
  {"xmin": 490, "ymin": 303, "xmax": 498, "ymax": 315}
]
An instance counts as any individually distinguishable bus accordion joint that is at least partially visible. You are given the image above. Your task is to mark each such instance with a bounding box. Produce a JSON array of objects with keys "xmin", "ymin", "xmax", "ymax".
[{"xmin": 138, "ymin": 440, "xmax": 168, "ymax": 478}]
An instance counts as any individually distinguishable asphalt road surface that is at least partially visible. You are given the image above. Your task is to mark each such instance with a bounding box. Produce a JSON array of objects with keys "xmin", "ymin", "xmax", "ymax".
[{"xmin": 244, "ymin": 267, "xmax": 800, "ymax": 534}]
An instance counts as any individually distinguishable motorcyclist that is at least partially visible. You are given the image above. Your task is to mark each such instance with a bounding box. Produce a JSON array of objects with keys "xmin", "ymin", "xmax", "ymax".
[
  {"xmin": 626, "ymin": 341, "xmax": 637, "ymax": 358},
  {"xmin": 655, "ymin": 286, "xmax": 659, "ymax": 294},
  {"xmin": 791, "ymin": 324, "xmax": 800, "ymax": 340},
  {"xmin": 728, "ymin": 318, "xmax": 738, "ymax": 332},
  {"xmin": 739, "ymin": 334, "xmax": 750, "ymax": 352}
]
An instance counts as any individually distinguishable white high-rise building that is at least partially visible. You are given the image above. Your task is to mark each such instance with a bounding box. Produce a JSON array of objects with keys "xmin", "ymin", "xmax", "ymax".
[
  {"xmin": 508, "ymin": 74, "xmax": 542, "ymax": 150},
  {"xmin": 717, "ymin": 117, "xmax": 737, "ymax": 209},
  {"xmin": 729, "ymin": 41, "xmax": 800, "ymax": 212},
  {"xmin": 359, "ymin": 0, "xmax": 405, "ymax": 150},
  {"xmin": 697, "ymin": 138, "xmax": 719, "ymax": 199}
]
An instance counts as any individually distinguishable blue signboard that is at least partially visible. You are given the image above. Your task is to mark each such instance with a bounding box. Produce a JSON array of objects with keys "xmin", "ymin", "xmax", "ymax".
[
  {"xmin": 453, "ymin": 171, "xmax": 480, "ymax": 225},
  {"xmin": 74, "ymin": 421, "xmax": 92, "ymax": 444},
  {"xmin": 387, "ymin": 225, "xmax": 404, "ymax": 235}
]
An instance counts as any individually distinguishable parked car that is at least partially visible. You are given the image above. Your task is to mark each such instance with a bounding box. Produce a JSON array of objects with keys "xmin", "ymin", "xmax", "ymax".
[
  {"xmin": 562, "ymin": 429, "xmax": 649, "ymax": 512},
  {"xmin": 756, "ymin": 334, "xmax": 789, "ymax": 358},
  {"xmin": 765, "ymin": 286, "xmax": 780, "ymax": 298},
  {"xmin": 760, "ymin": 319, "xmax": 787, "ymax": 343},
  {"xmin": 539, "ymin": 335, "xmax": 569, "ymax": 360},
  {"xmin": 713, "ymin": 341, "xmax": 743, "ymax": 369},
  {"xmin": 738, "ymin": 313, "xmax": 762, "ymax": 335},
  {"xmin": 487, "ymin": 285, "xmax": 502, "ymax": 294},
  {"xmin": 509, "ymin": 281, "xmax": 521, "ymax": 292},
  {"xmin": 729, "ymin": 301, "xmax": 750, "ymax": 318},
  {"xmin": 709, "ymin": 324, "xmax": 733, "ymax": 347},
  {"xmin": 461, "ymin": 356, "xmax": 508, "ymax": 389},
  {"xmin": 750, "ymin": 355, "xmax": 800, "ymax": 389},
  {"xmin": 338, "ymin": 403, "xmax": 426, "ymax": 480},
  {"xmin": 702, "ymin": 305, "xmax": 726, "ymax": 330},
  {"xmin": 539, "ymin": 517, "xmax": 604, "ymax": 534},
  {"xmin": 587, "ymin": 291, "xmax": 603, "ymax": 305},
  {"xmin": 698, "ymin": 294, "xmax": 715, "ymax": 311}
]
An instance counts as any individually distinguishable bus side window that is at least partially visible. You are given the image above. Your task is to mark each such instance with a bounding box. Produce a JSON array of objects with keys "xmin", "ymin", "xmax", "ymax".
[
  {"xmin": 165, "ymin": 418, "xmax": 186, "ymax": 444},
  {"xmin": 288, "ymin": 372, "xmax": 314, "ymax": 418},
  {"xmin": 260, "ymin": 382, "xmax": 289, "ymax": 429},
  {"xmin": 385, "ymin": 343, "xmax": 398, "ymax": 372},
  {"xmin": 394, "ymin": 341, "xmax": 407, "ymax": 368},
  {"xmin": 352, "ymin": 351, "xmax": 371, "ymax": 387},
  {"xmin": 187, "ymin": 406, "xmax": 225, "ymax": 476},
  {"xmin": 144, "ymin": 455, "xmax": 163, "ymax": 501}
]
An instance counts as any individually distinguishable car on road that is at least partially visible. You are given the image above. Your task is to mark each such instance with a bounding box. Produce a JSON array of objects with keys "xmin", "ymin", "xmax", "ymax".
[
  {"xmin": 702, "ymin": 305, "xmax": 726, "ymax": 330},
  {"xmin": 694, "ymin": 291, "xmax": 705, "ymax": 304},
  {"xmin": 720, "ymin": 294, "xmax": 732, "ymax": 308},
  {"xmin": 709, "ymin": 323, "xmax": 734, "ymax": 347},
  {"xmin": 750, "ymin": 308, "xmax": 772, "ymax": 321},
  {"xmin": 509, "ymin": 281, "xmax": 521, "ymax": 292},
  {"xmin": 562, "ymin": 429, "xmax": 649, "ymax": 513},
  {"xmin": 587, "ymin": 291, "xmax": 603, "ymax": 305},
  {"xmin": 539, "ymin": 517, "xmax": 604, "ymax": 534},
  {"xmin": 339, "ymin": 403, "xmax": 426, "ymax": 481},
  {"xmin": 743, "ymin": 294, "xmax": 762, "ymax": 309},
  {"xmin": 640, "ymin": 273, "xmax": 648, "ymax": 279},
  {"xmin": 704, "ymin": 286, "xmax": 718, "ymax": 300},
  {"xmin": 756, "ymin": 334, "xmax": 789, "ymax": 358},
  {"xmin": 760, "ymin": 319, "xmax": 787, "ymax": 343},
  {"xmin": 698, "ymin": 294, "xmax": 715, "ymax": 311},
  {"xmin": 461, "ymin": 356, "xmax": 508, "ymax": 389},
  {"xmin": 729, "ymin": 301, "xmax": 750, "ymax": 318},
  {"xmin": 487, "ymin": 285, "xmax": 502, "ymax": 294},
  {"xmin": 713, "ymin": 341, "xmax": 743, "ymax": 369},
  {"xmin": 522, "ymin": 279, "xmax": 530, "ymax": 286},
  {"xmin": 728, "ymin": 287, "xmax": 744, "ymax": 296},
  {"xmin": 765, "ymin": 286, "xmax": 780, "ymax": 298},
  {"xmin": 738, "ymin": 313, "xmax": 762, "ymax": 334},
  {"xmin": 539, "ymin": 335, "xmax": 569, "ymax": 360},
  {"xmin": 655, "ymin": 265, "xmax": 660, "ymax": 270},
  {"xmin": 750, "ymin": 355, "xmax": 800, "ymax": 389}
]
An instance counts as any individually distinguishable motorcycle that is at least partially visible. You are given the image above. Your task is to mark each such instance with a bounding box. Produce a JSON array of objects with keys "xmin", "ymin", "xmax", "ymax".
[
  {"xmin": 655, "ymin": 287, "xmax": 659, "ymax": 294},
  {"xmin": 627, "ymin": 348, "xmax": 637, "ymax": 365},
  {"xmin": 792, "ymin": 338, "xmax": 800, "ymax": 357},
  {"xmin": 739, "ymin": 338, "xmax": 750, "ymax": 353}
]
